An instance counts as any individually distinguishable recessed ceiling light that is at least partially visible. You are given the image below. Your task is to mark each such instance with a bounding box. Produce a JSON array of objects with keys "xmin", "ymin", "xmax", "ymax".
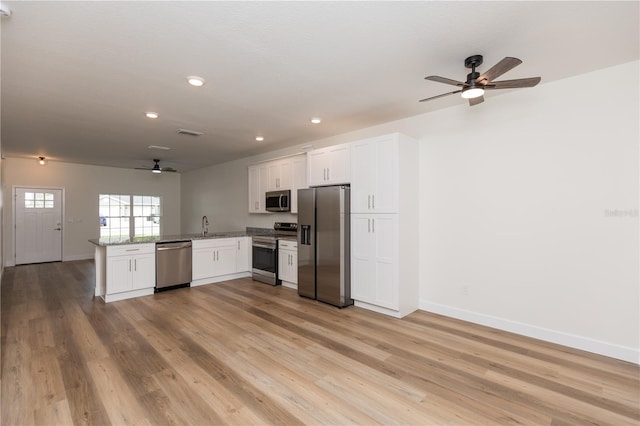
[
  {"xmin": 145, "ymin": 112, "xmax": 159, "ymax": 119},
  {"xmin": 310, "ymin": 117, "xmax": 322, "ymax": 124},
  {"xmin": 148, "ymin": 145, "xmax": 171, "ymax": 150},
  {"xmin": 187, "ymin": 76, "xmax": 205, "ymax": 87},
  {"xmin": 255, "ymin": 136, "xmax": 264, "ymax": 142}
]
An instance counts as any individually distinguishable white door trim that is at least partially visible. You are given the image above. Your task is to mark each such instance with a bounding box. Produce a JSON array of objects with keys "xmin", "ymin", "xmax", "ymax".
[{"xmin": 13, "ymin": 185, "xmax": 65, "ymax": 265}]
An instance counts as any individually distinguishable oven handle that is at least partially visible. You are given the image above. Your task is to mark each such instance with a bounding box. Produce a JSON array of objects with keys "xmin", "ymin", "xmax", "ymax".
[{"xmin": 252, "ymin": 242, "xmax": 276, "ymax": 250}]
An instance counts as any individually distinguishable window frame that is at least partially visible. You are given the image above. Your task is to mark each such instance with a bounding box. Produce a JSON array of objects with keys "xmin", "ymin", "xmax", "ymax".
[{"xmin": 99, "ymin": 194, "xmax": 162, "ymax": 239}]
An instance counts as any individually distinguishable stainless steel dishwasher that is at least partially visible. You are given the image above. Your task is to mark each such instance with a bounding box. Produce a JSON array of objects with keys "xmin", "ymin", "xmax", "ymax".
[{"xmin": 156, "ymin": 241, "xmax": 192, "ymax": 291}]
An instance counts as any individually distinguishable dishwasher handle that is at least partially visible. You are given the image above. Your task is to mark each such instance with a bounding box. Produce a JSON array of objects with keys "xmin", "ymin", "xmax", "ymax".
[{"xmin": 157, "ymin": 246, "xmax": 190, "ymax": 251}]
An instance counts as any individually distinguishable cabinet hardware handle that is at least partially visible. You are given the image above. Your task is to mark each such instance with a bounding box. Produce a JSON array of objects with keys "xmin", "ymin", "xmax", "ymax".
[
  {"xmin": 126, "ymin": 248, "xmax": 139, "ymax": 252},
  {"xmin": 238, "ymin": 241, "xmax": 240, "ymax": 250},
  {"xmin": 367, "ymin": 218, "xmax": 370, "ymax": 233},
  {"xmin": 372, "ymin": 195, "xmax": 375, "ymax": 209},
  {"xmin": 368, "ymin": 195, "xmax": 371, "ymax": 209},
  {"xmin": 134, "ymin": 259, "xmax": 137, "ymax": 271},
  {"xmin": 372, "ymin": 218, "xmax": 375, "ymax": 233},
  {"xmin": 129, "ymin": 259, "xmax": 132, "ymax": 272},
  {"xmin": 327, "ymin": 168, "xmax": 330, "ymax": 180}
]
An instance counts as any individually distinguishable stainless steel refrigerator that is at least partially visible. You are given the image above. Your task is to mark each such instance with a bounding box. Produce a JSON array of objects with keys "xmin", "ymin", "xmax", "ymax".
[{"xmin": 297, "ymin": 186, "xmax": 352, "ymax": 308}]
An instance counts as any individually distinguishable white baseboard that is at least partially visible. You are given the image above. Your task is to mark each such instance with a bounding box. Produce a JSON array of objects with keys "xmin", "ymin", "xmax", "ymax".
[
  {"xmin": 63, "ymin": 254, "xmax": 94, "ymax": 262},
  {"xmin": 5, "ymin": 254, "xmax": 93, "ymax": 267},
  {"xmin": 419, "ymin": 300, "xmax": 639, "ymax": 364},
  {"xmin": 191, "ymin": 272, "xmax": 252, "ymax": 287}
]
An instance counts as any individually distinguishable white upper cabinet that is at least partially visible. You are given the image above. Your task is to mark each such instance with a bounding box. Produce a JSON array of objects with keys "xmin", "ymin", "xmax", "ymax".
[
  {"xmin": 290, "ymin": 154, "xmax": 307, "ymax": 214},
  {"xmin": 267, "ymin": 159, "xmax": 292, "ymax": 191},
  {"xmin": 248, "ymin": 164, "xmax": 269, "ymax": 213},
  {"xmin": 351, "ymin": 134, "xmax": 411, "ymax": 214},
  {"xmin": 307, "ymin": 143, "xmax": 351, "ymax": 187},
  {"xmin": 249, "ymin": 154, "xmax": 307, "ymax": 214}
]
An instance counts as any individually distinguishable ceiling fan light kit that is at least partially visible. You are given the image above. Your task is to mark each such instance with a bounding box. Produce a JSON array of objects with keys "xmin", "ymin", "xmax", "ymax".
[
  {"xmin": 135, "ymin": 159, "xmax": 177, "ymax": 173},
  {"xmin": 420, "ymin": 54, "xmax": 541, "ymax": 106}
]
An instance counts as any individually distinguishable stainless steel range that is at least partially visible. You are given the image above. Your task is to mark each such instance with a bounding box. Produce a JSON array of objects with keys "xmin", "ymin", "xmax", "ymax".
[{"xmin": 252, "ymin": 222, "xmax": 297, "ymax": 286}]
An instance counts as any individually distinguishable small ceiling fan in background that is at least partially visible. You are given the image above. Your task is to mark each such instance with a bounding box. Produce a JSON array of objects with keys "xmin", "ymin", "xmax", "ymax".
[
  {"xmin": 419, "ymin": 55, "xmax": 541, "ymax": 106},
  {"xmin": 135, "ymin": 159, "xmax": 177, "ymax": 173}
]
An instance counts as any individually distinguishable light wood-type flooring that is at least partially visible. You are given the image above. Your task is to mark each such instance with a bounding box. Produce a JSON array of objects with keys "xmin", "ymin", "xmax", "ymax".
[{"xmin": 2, "ymin": 260, "xmax": 639, "ymax": 425}]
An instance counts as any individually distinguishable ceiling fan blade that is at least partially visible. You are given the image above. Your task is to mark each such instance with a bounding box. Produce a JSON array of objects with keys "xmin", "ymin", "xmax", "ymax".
[
  {"xmin": 485, "ymin": 77, "xmax": 541, "ymax": 89},
  {"xmin": 161, "ymin": 168, "xmax": 177, "ymax": 173},
  {"xmin": 419, "ymin": 90, "xmax": 462, "ymax": 102},
  {"xmin": 425, "ymin": 76, "xmax": 466, "ymax": 87},
  {"xmin": 134, "ymin": 167, "xmax": 151, "ymax": 170},
  {"xmin": 476, "ymin": 57, "xmax": 522, "ymax": 84},
  {"xmin": 468, "ymin": 96, "xmax": 484, "ymax": 106}
]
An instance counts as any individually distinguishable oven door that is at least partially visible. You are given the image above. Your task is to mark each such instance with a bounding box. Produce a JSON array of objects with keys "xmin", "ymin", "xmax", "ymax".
[{"xmin": 252, "ymin": 241, "xmax": 279, "ymax": 285}]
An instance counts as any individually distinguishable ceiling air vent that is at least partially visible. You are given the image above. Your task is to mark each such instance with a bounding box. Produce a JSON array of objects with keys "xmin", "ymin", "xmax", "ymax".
[{"xmin": 177, "ymin": 129, "xmax": 204, "ymax": 136}]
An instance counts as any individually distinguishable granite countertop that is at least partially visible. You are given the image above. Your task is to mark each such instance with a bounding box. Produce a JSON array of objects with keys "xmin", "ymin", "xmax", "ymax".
[{"xmin": 89, "ymin": 227, "xmax": 274, "ymax": 247}]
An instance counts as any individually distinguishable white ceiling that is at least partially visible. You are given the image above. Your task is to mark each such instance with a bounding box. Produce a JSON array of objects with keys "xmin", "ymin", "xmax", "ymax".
[{"xmin": 1, "ymin": 1, "xmax": 638, "ymax": 172}]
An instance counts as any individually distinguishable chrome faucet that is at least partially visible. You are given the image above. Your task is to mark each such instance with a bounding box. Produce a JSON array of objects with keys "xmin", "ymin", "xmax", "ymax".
[{"xmin": 201, "ymin": 215, "xmax": 209, "ymax": 236}]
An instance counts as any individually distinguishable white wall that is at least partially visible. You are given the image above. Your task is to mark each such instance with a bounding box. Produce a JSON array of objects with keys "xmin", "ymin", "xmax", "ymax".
[
  {"xmin": 181, "ymin": 61, "xmax": 639, "ymax": 362},
  {"xmin": 181, "ymin": 150, "xmax": 306, "ymax": 234},
  {"xmin": 417, "ymin": 61, "xmax": 639, "ymax": 363},
  {"xmin": 3, "ymin": 158, "xmax": 181, "ymax": 265}
]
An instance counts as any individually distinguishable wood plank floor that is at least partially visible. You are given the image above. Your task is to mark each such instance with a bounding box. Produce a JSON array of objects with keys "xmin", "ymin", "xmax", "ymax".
[{"xmin": 2, "ymin": 260, "xmax": 639, "ymax": 425}]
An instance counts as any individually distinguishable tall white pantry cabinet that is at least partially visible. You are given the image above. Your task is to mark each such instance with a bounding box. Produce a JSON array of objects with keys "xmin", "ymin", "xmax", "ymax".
[{"xmin": 350, "ymin": 133, "xmax": 419, "ymax": 318}]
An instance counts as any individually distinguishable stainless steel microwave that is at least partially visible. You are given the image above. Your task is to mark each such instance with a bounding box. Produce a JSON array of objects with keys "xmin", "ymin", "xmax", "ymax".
[{"xmin": 265, "ymin": 190, "xmax": 291, "ymax": 212}]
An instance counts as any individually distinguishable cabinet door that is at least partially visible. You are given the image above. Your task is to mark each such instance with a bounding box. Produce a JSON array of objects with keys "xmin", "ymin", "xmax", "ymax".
[
  {"xmin": 291, "ymin": 155, "xmax": 307, "ymax": 214},
  {"xmin": 327, "ymin": 144, "xmax": 351, "ymax": 184},
  {"xmin": 370, "ymin": 215, "xmax": 398, "ymax": 309},
  {"xmin": 307, "ymin": 150, "xmax": 330, "ymax": 186},
  {"xmin": 214, "ymin": 243, "xmax": 237, "ymax": 277},
  {"xmin": 350, "ymin": 140, "xmax": 377, "ymax": 213},
  {"xmin": 235, "ymin": 237, "xmax": 250, "ymax": 273},
  {"xmin": 131, "ymin": 253, "xmax": 156, "ymax": 290},
  {"xmin": 350, "ymin": 214, "xmax": 375, "ymax": 302},
  {"xmin": 193, "ymin": 248, "xmax": 216, "ymax": 280},
  {"xmin": 248, "ymin": 164, "xmax": 269, "ymax": 213},
  {"xmin": 288, "ymin": 249, "xmax": 298, "ymax": 284},
  {"xmin": 106, "ymin": 256, "xmax": 132, "ymax": 294},
  {"xmin": 372, "ymin": 137, "xmax": 399, "ymax": 214}
]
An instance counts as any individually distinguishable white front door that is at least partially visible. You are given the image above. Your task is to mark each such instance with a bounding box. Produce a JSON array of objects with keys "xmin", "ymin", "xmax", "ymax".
[{"xmin": 15, "ymin": 187, "xmax": 63, "ymax": 265}]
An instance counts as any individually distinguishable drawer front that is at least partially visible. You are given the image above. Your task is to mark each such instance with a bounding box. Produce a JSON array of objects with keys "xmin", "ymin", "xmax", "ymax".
[
  {"xmin": 278, "ymin": 240, "xmax": 297, "ymax": 250},
  {"xmin": 107, "ymin": 243, "xmax": 155, "ymax": 257},
  {"xmin": 192, "ymin": 237, "xmax": 236, "ymax": 250}
]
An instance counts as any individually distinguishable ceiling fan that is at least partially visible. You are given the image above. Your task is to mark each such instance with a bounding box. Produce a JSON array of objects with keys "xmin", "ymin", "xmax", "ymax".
[
  {"xmin": 135, "ymin": 159, "xmax": 177, "ymax": 173},
  {"xmin": 419, "ymin": 55, "xmax": 541, "ymax": 106}
]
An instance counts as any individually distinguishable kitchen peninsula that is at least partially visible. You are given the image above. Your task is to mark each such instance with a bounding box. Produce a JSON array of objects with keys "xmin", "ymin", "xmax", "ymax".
[{"xmin": 89, "ymin": 228, "xmax": 269, "ymax": 302}]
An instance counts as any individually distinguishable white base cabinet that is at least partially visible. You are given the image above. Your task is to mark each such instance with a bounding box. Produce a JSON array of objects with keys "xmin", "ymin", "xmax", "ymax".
[
  {"xmin": 350, "ymin": 133, "xmax": 418, "ymax": 318},
  {"xmin": 278, "ymin": 240, "xmax": 298, "ymax": 289},
  {"xmin": 192, "ymin": 237, "xmax": 251, "ymax": 286},
  {"xmin": 103, "ymin": 243, "xmax": 156, "ymax": 303}
]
